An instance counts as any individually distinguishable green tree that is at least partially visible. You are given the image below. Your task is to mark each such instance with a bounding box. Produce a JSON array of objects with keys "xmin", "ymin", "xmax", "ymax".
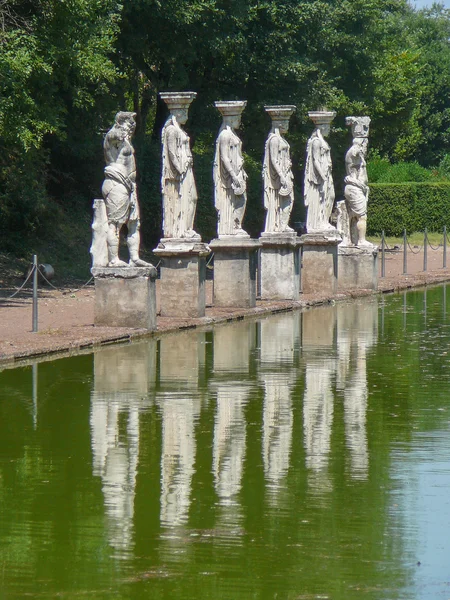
[{"xmin": 0, "ymin": 0, "xmax": 121, "ymax": 247}]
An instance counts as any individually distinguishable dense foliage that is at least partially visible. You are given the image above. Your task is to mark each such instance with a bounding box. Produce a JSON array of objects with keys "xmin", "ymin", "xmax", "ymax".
[
  {"xmin": 1, "ymin": 0, "xmax": 449, "ymax": 270},
  {"xmin": 367, "ymin": 182, "xmax": 450, "ymax": 236}
]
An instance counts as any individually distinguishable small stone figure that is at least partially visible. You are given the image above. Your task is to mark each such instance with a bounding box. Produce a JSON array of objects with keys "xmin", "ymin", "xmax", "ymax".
[
  {"xmin": 160, "ymin": 92, "xmax": 200, "ymax": 240},
  {"xmin": 213, "ymin": 101, "xmax": 249, "ymax": 237},
  {"xmin": 343, "ymin": 116, "xmax": 372, "ymax": 247},
  {"xmin": 263, "ymin": 105, "xmax": 296, "ymax": 234},
  {"xmin": 304, "ymin": 111, "xmax": 337, "ymax": 234},
  {"xmin": 101, "ymin": 111, "xmax": 150, "ymax": 267}
]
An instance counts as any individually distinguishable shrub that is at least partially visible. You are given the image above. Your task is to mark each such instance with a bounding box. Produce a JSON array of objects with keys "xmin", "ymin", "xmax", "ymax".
[
  {"xmin": 367, "ymin": 157, "xmax": 435, "ymax": 183},
  {"xmin": 438, "ymin": 154, "xmax": 450, "ymax": 179},
  {"xmin": 367, "ymin": 182, "xmax": 450, "ymax": 236}
]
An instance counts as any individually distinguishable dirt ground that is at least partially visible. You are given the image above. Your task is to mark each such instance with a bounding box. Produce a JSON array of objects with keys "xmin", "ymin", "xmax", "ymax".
[{"xmin": 1, "ymin": 244, "xmax": 449, "ymax": 366}]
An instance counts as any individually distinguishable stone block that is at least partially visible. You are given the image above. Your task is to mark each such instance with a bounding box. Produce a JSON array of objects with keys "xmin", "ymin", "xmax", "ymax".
[
  {"xmin": 259, "ymin": 233, "xmax": 301, "ymax": 300},
  {"xmin": 299, "ymin": 233, "xmax": 341, "ymax": 295},
  {"xmin": 92, "ymin": 266, "xmax": 157, "ymax": 330},
  {"xmin": 338, "ymin": 246, "xmax": 378, "ymax": 291},
  {"xmin": 209, "ymin": 238, "xmax": 261, "ymax": 308},
  {"xmin": 154, "ymin": 240, "xmax": 210, "ymax": 318}
]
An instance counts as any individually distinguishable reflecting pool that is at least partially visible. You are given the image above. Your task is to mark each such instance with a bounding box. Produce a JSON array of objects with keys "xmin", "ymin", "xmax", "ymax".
[{"xmin": 1, "ymin": 285, "xmax": 450, "ymax": 599}]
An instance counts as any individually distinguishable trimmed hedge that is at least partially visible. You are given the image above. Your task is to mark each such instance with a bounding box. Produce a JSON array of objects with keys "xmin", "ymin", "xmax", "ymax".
[{"xmin": 367, "ymin": 183, "xmax": 450, "ymax": 236}]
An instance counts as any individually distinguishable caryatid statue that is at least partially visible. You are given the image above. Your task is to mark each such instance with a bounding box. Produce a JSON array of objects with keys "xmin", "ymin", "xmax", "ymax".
[
  {"xmin": 102, "ymin": 111, "xmax": 151, "ymax": 267},
  {"xmin": 263, "ymin": 105, "xmax": 296, "ymax": 234},
  {"xmin": 160, "ymin": 92, "xmax": 200, "ymax": 240},
  {"xmin": 344, "ymin": 116, "xmax": 372, "ymax": 247},
  {"xmin": 304, "ymin": 111, "xmax": 337, "ymax": 234},
  {"xmin": 213, "ymin": 101, "xmax": 249, "ymax": 237}
]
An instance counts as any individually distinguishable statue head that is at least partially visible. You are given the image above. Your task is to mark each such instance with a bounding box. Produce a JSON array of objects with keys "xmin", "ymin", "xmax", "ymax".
[
  {"xmin": 215, "ymin": 101, "xmax": 247, "ymax": 131},
  {"xmin": 308, "ymin": 110, "xmax": 336, "ymax": 139},
  {"xmin": 171, "ymin": 108, "xmax": 189, "ymax": 126},
  {"xmin": 115, "ymin": 111, "xmax": 137, "ymax": 136},
  {"xmin": 356, "ymin": 137, "xmax": 369, "ymax": 156},
  {"xmin": 346, "ymin": 116, "xmax": 371, "ymax": 139},
  {"xmin": 160, "ymin": 92, "xmax": 197, "ymax": 127},
  {"xmin": 265, "ymin": 105, "xmax": 296, "ymax": 135}
]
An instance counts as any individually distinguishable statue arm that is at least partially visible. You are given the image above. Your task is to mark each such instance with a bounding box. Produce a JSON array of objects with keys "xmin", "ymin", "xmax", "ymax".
[
  {"xmin": 219, "ymin": 132, "xmax": 240, "ymax": 185},
  {"xmin": 268, "ymin": 136, "xmax": 287, "ymax": 185},
  {"xmin": 311, "ymin": 138, "xmax": 326, "ymax": 182},
  {"xmin": 166, "ymin": 127, "xmax": 183, "ymax": 176},
  {"xmin": 104, "ymin": 128, "xmax": 124, "ymax": 165}
]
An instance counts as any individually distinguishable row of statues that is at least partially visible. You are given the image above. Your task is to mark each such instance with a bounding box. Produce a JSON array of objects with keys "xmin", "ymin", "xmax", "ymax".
[{"xmin": 94, "ymin": 95, "xmax": 372, "ymax": 268}]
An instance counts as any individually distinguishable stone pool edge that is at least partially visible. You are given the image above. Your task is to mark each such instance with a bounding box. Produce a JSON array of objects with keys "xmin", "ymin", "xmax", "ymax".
[{"xmin": 1, "ymin": 271, "xmax": 449, "ymax": 370}]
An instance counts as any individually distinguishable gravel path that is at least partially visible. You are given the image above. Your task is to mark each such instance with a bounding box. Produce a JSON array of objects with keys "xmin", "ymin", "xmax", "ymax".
[{"xmin": 1, "ymin": 245, "xmax": 449, "ymax": 366}]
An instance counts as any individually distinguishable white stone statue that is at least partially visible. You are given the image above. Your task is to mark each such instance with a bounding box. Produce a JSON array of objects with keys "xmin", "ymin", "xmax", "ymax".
[
  {"xmin": 343, "ymin": 116, "xmax": 373, "ymax": 247},
  {"xmin": 160, "ymin": 92, "xmax": 200, "ymax": 240},
  {"xmin": 304, "ymin": 111, "xmax": 337, "ymax": 234},
  {"xmin": 213, "ymin": 101, "xmax": 249, "ymax": 237},
  {"xmin": 263, "ymin": 105, "xmax": 296, "ymax": 234},
  {"xmin": 101, "ymin": 111, "xmax": 151, "ymax": 267}
]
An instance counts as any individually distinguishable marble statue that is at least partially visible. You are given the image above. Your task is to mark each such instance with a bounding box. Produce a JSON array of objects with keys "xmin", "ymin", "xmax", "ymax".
[
  {"xmin": 343, "ymin": 116, "xmax": 372, "ymax": 247},
  {"xmin": 101, "ymin": 111, "xmax": 150, "ymax": 267},
  {"xmin": 263, "ymin": 105, "xmax": 296, "ymax": 234},
  {"xmin": 160, "ymin": 92, "xmax": 200, "ymax": 240},
  {"xmin": 213, "ymin": 101, "xmax": 249, "ymax": 237},
  {"xmin": 304, "ymin": 111, "xmax": 337, "ymax": 233}
]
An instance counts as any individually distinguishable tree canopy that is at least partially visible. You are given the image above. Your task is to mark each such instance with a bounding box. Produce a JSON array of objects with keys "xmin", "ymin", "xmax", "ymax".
[{"xmin": 1, "ymin": 0, "xmax": 449, "ymax": 261}]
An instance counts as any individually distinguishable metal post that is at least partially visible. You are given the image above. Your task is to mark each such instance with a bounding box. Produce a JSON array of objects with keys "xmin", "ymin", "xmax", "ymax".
[
  {"xmin": 32, "ymin": 254, "xmax": 38, "ymax": 333},
  {"xmin": 444, "ymin": 226, "xmax": 447, "ymax": 269},
  {"xmin": 423, "ymin": 229, "xmax": 428, "ymax": 272},
  {"xmin": 381, "ymin": 230, "xmax": 385, "ymax": 278},
  {"xmin": 403, "ymin": 229, "xmax": 407, "ymax": 275}
]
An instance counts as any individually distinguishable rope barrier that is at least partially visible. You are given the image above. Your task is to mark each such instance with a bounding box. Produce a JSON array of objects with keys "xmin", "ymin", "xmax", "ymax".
[
  {"xmin": 36, "ymin": 266, "xmax": 59, "ymax": 290},
  {"xmin": 34, "ymin": 266, "xmax": 94, "ymax": 295},
  {"xmin": 407, "ymin": 240, "xmax": 423, "ymax": 254},
  {"xmin": 428, "ymin": 239, "xmax": 443, "ymax": 251},
  {"xmin": 62, "ymin": 276, "xmax": 94, "ymax": 294},
  {"xmin": 0, "ymin": 265, "xmax": 36, "ymax": 301}
]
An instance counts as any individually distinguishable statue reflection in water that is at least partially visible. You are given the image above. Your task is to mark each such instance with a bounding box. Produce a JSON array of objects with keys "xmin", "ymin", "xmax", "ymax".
[
  {"xmin": 302, "ymin": 306, "xmax": 337, "ymax": 495},
  {"xmin": 211, "ymin": 322, "xmax": 255, "ymax": 530},
  {"xmin": 259, "ymin": 314, "xmax": 299, "ymax": 504},
  {"xmin": 336, "ymin": 300, "xmax": 377, "ymax": 480},
  {"xmin": 301, "ymin": 300, "xmax": 377, "ymax": 493},
  {"xmin": 158, "ymin": 332, "xmax": 204, "ymax": 529},
  {"xmin": 90, "ymin": 341, "xmax": 156, "ymax": 556}
]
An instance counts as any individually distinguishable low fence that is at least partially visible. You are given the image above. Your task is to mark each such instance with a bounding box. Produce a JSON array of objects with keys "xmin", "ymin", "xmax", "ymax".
[
  {"xmin": 380, "ymin": 227, "xmax": 449, "ymax": 278},
  {"xmin": 0, "ymin": 255, "xmax": 94, "ymax": 332}
]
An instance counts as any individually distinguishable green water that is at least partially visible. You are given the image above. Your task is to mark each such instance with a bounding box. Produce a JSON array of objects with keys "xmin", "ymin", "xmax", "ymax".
[{"xmin": 1, "ymin": 286, "xmax": 450, "ymax": 599}]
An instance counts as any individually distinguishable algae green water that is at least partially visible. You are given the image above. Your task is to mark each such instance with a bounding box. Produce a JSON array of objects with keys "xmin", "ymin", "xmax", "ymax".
[{"xmin": 1, "ymin": 286, "xmax": 450, "ymax": 599}]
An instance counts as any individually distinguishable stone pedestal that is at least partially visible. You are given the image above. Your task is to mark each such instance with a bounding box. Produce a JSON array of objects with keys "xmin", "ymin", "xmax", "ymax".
[
  {"xmin": 92, "ymin": 266, "xmax": 157, "ymax": 329},
  {"xmin": 209, "ymin": 237, "xmax": 261, "ymax": 308},
  {"xmin": 154, "ymin": 239, "xmax": 210, "ymax": 317},
  {"xmin": 338, "ymin": 245, "xmax": 378, "ymax": 291},
  {"xmin": 299, "ymin": 232, "xmax": 342, "ymax": 295},
  {"xmin": 259, "ymin": 232, "xmax": 301, "ymax": 300}
]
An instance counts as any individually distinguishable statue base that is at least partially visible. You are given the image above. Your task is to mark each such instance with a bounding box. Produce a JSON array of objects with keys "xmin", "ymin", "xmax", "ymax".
[
  {"xmin": 259, "ymin": 232, "xmax": 301, "ymax": 300},
  {"xmin": 91, "ymin": 266, "xmax": 157, "ymax": 329},
  {"xmin": 299, "ymin": 232, "xmax": 342, "ymax": 295},
  {"xmin": 209, "ymin": 237, "xmax": 261, "ymax": 308},
  {"xmin": 154, "ymin": 239, "xmax": 210, "ymax": 318},
  {"xmin": 338, "ymin": 245, "xmax": 378, "ymax": 291}
]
